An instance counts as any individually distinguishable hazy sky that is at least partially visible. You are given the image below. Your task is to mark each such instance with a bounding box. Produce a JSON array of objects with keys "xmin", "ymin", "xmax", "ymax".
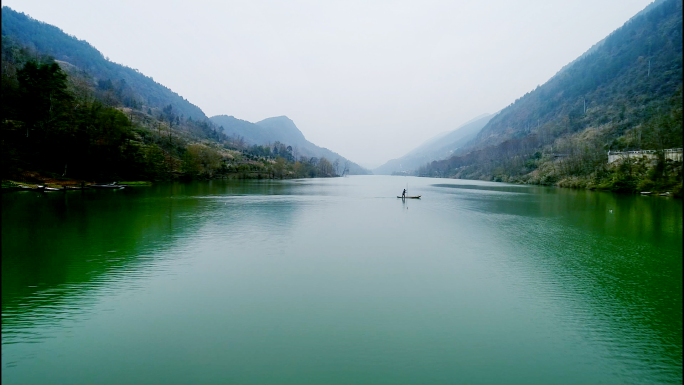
[{"xmin": 5, "ymin": 0, "xmax": 654, "ymax": 168}]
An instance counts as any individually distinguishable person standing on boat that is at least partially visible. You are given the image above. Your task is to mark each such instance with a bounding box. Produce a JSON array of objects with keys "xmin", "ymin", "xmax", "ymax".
[{"xmin": 402, "ymin": 189, "xmax": 406, "ymax": 198}]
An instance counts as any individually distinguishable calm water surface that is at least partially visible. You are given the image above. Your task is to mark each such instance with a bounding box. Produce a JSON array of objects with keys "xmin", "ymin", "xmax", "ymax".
[{"xmin": 2, "ymin": 176, "xmax": 682, "ymax": 384}]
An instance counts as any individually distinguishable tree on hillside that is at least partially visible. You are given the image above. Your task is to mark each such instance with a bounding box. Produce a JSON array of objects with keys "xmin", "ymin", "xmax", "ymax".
[
  {"xmin": 163, "ymin": 104, "xmax": 175, "ymax": 127},
  {"xmin": 17, "ymin": 60, "xmax": 73, "ymax": 137}
]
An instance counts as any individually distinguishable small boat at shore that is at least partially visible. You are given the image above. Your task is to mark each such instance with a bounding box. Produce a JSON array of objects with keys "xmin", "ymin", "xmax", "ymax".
[
  {"xmin": 16, "ymin": 185, "xmax": 48, "ymax": 192},
  {"xmin": 3, "ymin": 183, "xmax": 91, "ymax": 193},
  {"xmin": 397, "ymin": 196, "xmax": 421, "ymax": 199},
  {"xmin": 90, "ymin": 183, "xmax": 125, "ymax": 189}
]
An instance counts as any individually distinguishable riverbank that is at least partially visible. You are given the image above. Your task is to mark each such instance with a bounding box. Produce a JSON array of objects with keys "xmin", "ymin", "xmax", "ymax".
[
  {"xmin": 473, "ymin": 172, "xmax": 682, "ymax": 199},
  {"xmin": 1, "ymin": 170, "xmax": 158, "ymax": 192},
  {"xmin": 0, "ymin": 167, "xmax": 336, "ymax": 193},
  {"xmin": 439, "ymin": 157, "xmax": 683, "ymax": 199}
]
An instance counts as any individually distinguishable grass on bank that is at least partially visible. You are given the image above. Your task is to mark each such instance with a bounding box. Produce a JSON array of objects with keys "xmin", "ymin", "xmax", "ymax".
[{"xmin": 117, "ymin": 181, "xmax": 153, "ymax": 186}]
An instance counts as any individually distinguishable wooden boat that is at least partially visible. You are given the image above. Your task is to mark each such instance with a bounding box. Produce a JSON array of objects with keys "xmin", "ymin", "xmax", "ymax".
[
  {"xmin": 2, "ymin": 184, "xmax": 81, "ymax": 193},
  {"xmin": 397, "ymin": 195, "xmax": 421, "ymax": 199},
  {"xmin": 17, "ymin": 185, "xmax": 45, "ymax": 192}
]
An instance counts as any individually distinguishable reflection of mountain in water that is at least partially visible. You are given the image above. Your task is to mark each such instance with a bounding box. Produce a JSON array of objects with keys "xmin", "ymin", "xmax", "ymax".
[
  {"xmin": 1, "ymin": 181, "xmax": 302, "ymax": 344},
  {"xmin": 435, "ymin": 182, "xmax": 683, "ymax": 379},
  {"xmin": 431, "ymin": 183, "xmax": 532, "ymax": 194}
]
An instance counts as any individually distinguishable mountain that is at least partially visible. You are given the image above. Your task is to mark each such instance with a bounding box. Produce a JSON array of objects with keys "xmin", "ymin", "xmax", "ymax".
[
  {"xmin": 2, "ymin": 6, "xmax": 369, "ymax": 177},
  {"xmin": 553, "ymin": 0, "xmax": 668, "ymax": 79},
  {"xmin": 210, "ymin": 115, "xmax": 370, "ymax": 175},
  {"xmin": 1, "ymin": 6, "xmax": 369, "ymax": 180},
  {"xmin": 1, "ymin": 7, "xmax": 207, "ymax": 120},
  {"xmin": 208, "ymin": 115, "xmax": 275, "ymax": 145},
  {"xmin": 407, "ymin": 113, "xmax": 491, "ymax": 156},
  {"xmin": 254, "ymin": 116, "xmax": 308, "ymax": 145},
  {"xmin": 463, "ymin": 0, "xmax": 680, "ymax": 152},
  {"xmin": 373, "ymin": 113, "xmax": 494, "ymax": 175},
  {"xmin": 420, "ymin": 0, "xmax": 682, "ymax": 195}
]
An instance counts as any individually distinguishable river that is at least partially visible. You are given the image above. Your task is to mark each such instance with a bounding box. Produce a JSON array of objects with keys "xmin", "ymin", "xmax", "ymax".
[{"xmin": 2, "ymin": 176, "xmax": 682, "ymax": 384}]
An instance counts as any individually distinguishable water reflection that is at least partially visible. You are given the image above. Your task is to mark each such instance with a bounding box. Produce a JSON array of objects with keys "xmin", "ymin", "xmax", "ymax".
[
  {"xmin": 1, "ymin": 180, "xmax": 302, "ymax": 346},
  {"xmin": 2, "ymin": 177, "xmax": 681, "ymax": 384},
  {"xmin": 431, "ymin": 180, "xmax": 682, "ymax": 382},
  {"xmin": 431, "ymin": 183, "xmax": 532, "ymax": 194}
]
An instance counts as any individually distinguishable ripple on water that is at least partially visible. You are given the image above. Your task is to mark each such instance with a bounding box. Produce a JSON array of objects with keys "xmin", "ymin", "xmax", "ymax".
[{"xmin": 1, "ymin": 177, "xmax": 681, "ymax": 384}]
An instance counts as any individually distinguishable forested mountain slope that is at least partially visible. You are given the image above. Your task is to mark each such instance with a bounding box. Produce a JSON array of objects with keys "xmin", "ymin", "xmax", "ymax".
[
  {"xmin": 420, "ymin": 0, "xmax": 682, "ymax": 195},
  {"xmin": 552, "ymin": 0, "xmax": 668, "ymax": 79},
  {"xmin": 1, "ymin": 7, "xmax": 357, "ymax": 183},
  {"xmin": 373, "ymin": 113, "xmax": 494, "ymax": 175},
  {"xmin": 2, "ymin": 7, "xmax": 207, "ymax": 120},
  {"xmin": 0, "ymin": 39, "xmax": 292, "ymax": 182}
]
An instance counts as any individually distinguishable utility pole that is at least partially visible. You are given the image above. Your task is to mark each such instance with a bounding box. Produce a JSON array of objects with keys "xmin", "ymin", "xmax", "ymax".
[
  {"xmin": 648, "ymin": 59, "xmax": 650, "ymax": 77},
  {"xmin": 583, "ymin": 98, "xmax": 586, "ymax": 114}
]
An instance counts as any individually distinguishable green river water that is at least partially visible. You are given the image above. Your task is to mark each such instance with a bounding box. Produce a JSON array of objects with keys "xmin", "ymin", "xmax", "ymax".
[{"xmin": 2, "ymin": 176, "xmax": 682, "ymax": 384}]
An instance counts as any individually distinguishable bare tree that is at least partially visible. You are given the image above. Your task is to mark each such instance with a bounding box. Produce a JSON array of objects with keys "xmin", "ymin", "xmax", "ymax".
[
  {"xmin": 342, "ymin": 160, "xmax": 350, "ymax": 176},
  {"xmin": 333, "ymin": 158, "xmax": 340, "ymax": 176}
]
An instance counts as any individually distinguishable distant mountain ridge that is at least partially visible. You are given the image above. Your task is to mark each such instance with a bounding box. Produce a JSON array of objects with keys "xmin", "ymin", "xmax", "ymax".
[
  {"xmin": 254, "ymin": 116, "xmax": 308, "ymax": 145},
  {"xmin": 373, "ymin": 113, "xmax": 494, "ymax": 175},
  {"xmin": 406, "ymin": 113, "xmax": 491, "ymax": 157},
  {"xmin": 210, "ymin": 115, "xmax": 370, "ymax": 175}
]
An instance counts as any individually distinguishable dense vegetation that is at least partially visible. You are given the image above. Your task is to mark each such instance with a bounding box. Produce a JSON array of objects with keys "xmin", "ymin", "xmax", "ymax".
[
  {"xmin": 1, "ymin": 36, "xmax": 339, "ymax": 184},
  {"xmin": 0, "ymin": 6, "xmax": 349, "ymax": 185},
  {"xmin": 418, "ymin": 0, "xmax": 682, "ymax": 196}
]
